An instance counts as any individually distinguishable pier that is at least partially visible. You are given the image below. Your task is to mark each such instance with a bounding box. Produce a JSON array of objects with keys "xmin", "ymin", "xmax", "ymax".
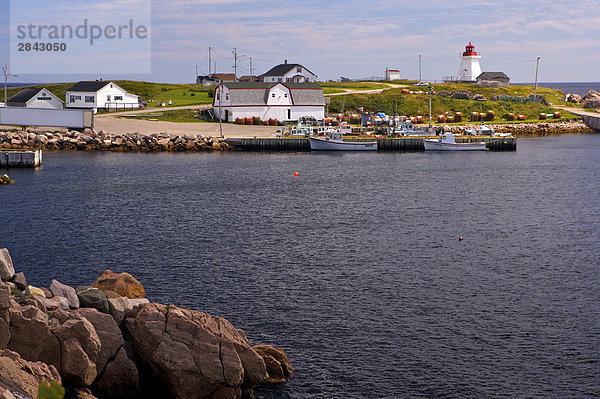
[
  {"xmin": 226, "ymin": 136, "xmax": 517, "ymax": 152},
  {"xmin": 0, "ymin": 149, "xmax": 42, "ymax": 167}
]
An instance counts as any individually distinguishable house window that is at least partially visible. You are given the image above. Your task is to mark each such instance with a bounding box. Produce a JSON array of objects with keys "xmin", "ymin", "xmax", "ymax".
[
  {"xmin": 85, "ymin": 96, "xmax": 95, "ymax": 103},
  {"xmin": 37, "ymin": 96, "xmax": 52, "ymax": 101},
  {"xmin": 284, "ymin": 94, "xmax": 288, "ymax": 98},
  {"xmin": 225, "ymin": 93, "xmax": 229, "ymax": 100},
  {"xmin": 114, "ymin": 96, "xmax": 123, "ymax": 101},
  {"xmin": 69, "ymin": 95, "xmax": 81, "ymax": 103},
  {"xmin": 297, "ymin": 67, "xmax": 302, "ymax": 73},
  {"xmin": 272, "ymin": 93, "xmax": 275, "ymax": 98},
  {"xmin": 107, "ymin": 95, "xmax": 111, "ymax": 102},
  {"xmin": 278, "ymin": 78, "xmax": 282, "ymax": 82},
  {"xmin": 286, "ymin": 78, "xmax": 292, "ymax": 82}
]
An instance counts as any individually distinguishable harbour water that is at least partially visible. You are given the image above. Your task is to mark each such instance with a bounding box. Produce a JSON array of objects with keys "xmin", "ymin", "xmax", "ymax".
[
  {"xmin": 1, "ymin": 134, "xmax": 599, "ymax": 398},
  {"xmin": 530, "ymin": 82, "xmax": 600, "ymax": 96}
]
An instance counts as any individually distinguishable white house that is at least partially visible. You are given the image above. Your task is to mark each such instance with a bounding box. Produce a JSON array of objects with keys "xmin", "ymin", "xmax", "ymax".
[
  {"xmin": 213, "ymin": 82, "xmax": 325, "ymax": 122},
  {"xmin": 6, "ymin": 88, "xmax": 63, "ymax": 109},
  {"xmin": 385, "ymin": 68, "xmax": 401, "ymax": 81},
  {"xmin": 262, "ymin": 61, "xmax": 317, "ymax": 83},
  {"xmin": 65, "ymin": 81, "xmax": 139, "ymax": 112}
]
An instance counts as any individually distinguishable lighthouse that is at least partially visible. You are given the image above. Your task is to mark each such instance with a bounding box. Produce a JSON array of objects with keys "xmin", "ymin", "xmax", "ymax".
[{"xmin": 457, "ymin": 42, "xmax": 482, "ymax": 82}]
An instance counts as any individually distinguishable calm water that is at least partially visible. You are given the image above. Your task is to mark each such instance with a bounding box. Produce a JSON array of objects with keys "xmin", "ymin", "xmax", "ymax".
[
  {"xmin": 2, "ymin": 135, "xmax": 600, "ymax": 398},
  {"xmin": 519, "ymin": 82, "xmax": 600, "ymax": 97}
]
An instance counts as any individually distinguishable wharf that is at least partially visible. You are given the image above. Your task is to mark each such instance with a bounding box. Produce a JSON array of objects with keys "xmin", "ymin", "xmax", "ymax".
[
  {"xmin": 0, "ymin": 149, "xmax": 42, "ymax": 167},
  {"xmin": 226, "ymin": 136, "xmax": 517, "ymax": 152}
]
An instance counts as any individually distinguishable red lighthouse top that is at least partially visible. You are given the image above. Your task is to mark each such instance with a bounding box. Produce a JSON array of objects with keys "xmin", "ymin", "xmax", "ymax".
[{"xmin": 463, "ymin": 42, "xmax": 478, "ymax": 56}]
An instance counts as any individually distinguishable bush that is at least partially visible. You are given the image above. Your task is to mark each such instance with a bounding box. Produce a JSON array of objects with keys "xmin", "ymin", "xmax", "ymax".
[{"xmin": 450, "ymin": 91, "xmax": 471, "ymax": 100}]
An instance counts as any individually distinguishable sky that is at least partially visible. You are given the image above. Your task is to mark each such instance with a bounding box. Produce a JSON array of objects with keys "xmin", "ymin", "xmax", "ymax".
[{"xmin": 1, "ymin": 0, "xmax": 599, "ymax": 84}]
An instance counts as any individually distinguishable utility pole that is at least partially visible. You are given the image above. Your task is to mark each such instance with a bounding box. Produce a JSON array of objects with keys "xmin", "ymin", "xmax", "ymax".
[
  {"xmin": 533, "ymin": 56, "xmax": 541, "ymax": 103},
  {"xmin": 249, "ymin": 58, "xmax": 253, "ymax": 79},
  {"xmin": 208, "ymin": 47, "xmax": 212, "ymax": 75},
  {"xmin": 3, "ymin": 64, "xmax": 7, "ymax": 105},
  {"xmin": 428, "ymin": 89, "xmax": 432, "ymax": 129},
  {"xmin": 218, "ymin": 80, "xmax": 223, "ymax": 138},
  {"xmin": 195, "ymin": 65, "xmax": 198, "ymax": 82},
  {"xmin": 419, "ymin": 55, "xmax": 422, "ymax": 82},
  {"xmin": 233, "ymin": 48, "xmax": 237, "ymax": 81}
]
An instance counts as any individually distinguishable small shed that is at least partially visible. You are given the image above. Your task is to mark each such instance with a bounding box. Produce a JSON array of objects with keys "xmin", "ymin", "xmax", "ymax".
[
  {"xmin": 476, "ymin": 72, "xmax": 510, "ymax": 87},
  {"xmin": 7, "ymin": 88, "xmax": 63, "ymax": 109}
]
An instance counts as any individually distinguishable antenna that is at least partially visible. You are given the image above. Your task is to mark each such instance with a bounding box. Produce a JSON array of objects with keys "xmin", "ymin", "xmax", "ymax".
[{"xmin": 533, "ymin": 57, "xmax": 541, "ymax": 103}]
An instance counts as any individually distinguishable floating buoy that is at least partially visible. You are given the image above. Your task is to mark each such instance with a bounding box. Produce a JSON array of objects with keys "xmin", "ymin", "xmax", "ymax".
[
  {"xmin": 458, "ymin": 236, "xmax": 463, "ymax": 241},
  {"xmin": 294, "ymin": 172, "xmax": 299, "ymax": 177}
]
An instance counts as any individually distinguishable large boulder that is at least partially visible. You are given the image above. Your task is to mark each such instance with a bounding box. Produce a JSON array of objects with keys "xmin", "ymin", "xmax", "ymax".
[
  {"xmin": 252, "ymin": 345, "xmax": 294, "ymax": 383},
  {"xmin": 0, "ymin": 349, "xmax": 61, "ymax": 399},
  {"xmin": 9, "ymin": 273, "xmax": 26, "ymax": 291},
  {"xmin": 94, "ymin": 347, "xmax": 139, "ymax": 399},
  {"xmin": 73, "ymin": 308, "xmax": 123, "ymax": 373},
  {"xmin": 124, "ymin": 303, "xmax": 267, "ymax": 399},
  {"xmin": 0, "ymin": 249, "xmax": 14, "ymax": 281},
  {"xmin": 50, "ymin": 279, "xmax": 80, "ymax": 309},
  {"xmin": 7, "ymin": 304, "xmax": 60, "ymax": 367},
  {"xmin": 93, "ymin": 269, "xmax": 146, "ymax": 299},
  {"xmin": 77, "ymin": 287, "xmax": 109, "ymax": 314},
  {"xmin": 0, "ymin": 318, "xmax": 8, "ymax": 349},
  {"xmin": 107, "ymin": 297, "xmax": 149, "ymax": 324},
  {"xmin": 51, "ymin": 311, "xmax": 101, "ymax": 386}
]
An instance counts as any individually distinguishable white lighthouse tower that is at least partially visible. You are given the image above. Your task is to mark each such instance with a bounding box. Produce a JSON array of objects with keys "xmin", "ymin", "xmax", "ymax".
[{"xmin": 457, "ymin": 42, "xmax": 482, "ymax": 82}]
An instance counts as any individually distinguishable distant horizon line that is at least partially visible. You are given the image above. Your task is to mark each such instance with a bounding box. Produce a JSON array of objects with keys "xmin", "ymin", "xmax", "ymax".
[{"xmin": 6, "ymin": 80, "xmax": 600, "ymax": 87}]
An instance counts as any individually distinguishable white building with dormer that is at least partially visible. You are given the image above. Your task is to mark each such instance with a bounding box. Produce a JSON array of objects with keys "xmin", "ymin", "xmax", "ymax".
[
  {"xmin": 262, "ymin": 61, "xmax": 317, "ymax": 83},
  {"xmin": 212, "ymin": 82, "xmax": 324, "ymax": 122},
  {"xmin": 65, "ymin": 81, "xmax": 139, "ymax": 113}
]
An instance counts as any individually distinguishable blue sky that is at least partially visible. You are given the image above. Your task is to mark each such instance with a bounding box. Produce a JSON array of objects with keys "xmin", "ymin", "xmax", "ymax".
[{"xmin": 1, "ymin": 0, "xmax": 599, "ymax": 84}]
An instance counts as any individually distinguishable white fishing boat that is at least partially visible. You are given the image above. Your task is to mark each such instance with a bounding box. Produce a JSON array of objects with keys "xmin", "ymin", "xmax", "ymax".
[
  {"xmin": 309, "ymin": 130, "xmax": 377, "ymax": 151},
  {"xmin": 423, "ymin": 132, "xmax": 486, "ymax": 151}
]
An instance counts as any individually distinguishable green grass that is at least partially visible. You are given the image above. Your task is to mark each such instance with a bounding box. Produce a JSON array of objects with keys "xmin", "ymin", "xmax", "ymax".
[
  {"xmin": 4, "ymin": 81, "xmax": 215, "ymax": 108},
  {"xmin": 327, "ymin": 83, "xmax": 576, "ymax": 123}
]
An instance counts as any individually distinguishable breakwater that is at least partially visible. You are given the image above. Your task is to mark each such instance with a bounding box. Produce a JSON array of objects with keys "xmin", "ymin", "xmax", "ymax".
[{"xmin": 0, "ymin": 120, "xmax": 592, "ymax": 154}]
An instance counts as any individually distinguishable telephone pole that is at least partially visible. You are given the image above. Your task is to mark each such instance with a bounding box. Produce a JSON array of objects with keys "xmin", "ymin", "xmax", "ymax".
[
  {"xmin": 3, "ymin": 64, "xmax": 7, "ymax": 105},
  {"xmin": 208, "ymin": 47, "xmax": 212, "ymax": 75},
  {"xmin": 418, "ymin": 55, "xmax": 422, "ymax": 82},
  {"xmin": 249, "ymin": 58, "xmax": 253, "ymax": 79},
  {"xmin": 233, "ymin": 48, "xmax": 237, "ymax": 81},
  {"xmin": 533, "ymin": 57, "xmax": 541, "ymax": 103}
]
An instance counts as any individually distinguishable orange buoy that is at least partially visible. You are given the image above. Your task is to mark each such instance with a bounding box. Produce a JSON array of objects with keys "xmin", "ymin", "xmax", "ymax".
[{"xmin": 294, "ymin": 172, "xmax": 299, "ymax": 177}]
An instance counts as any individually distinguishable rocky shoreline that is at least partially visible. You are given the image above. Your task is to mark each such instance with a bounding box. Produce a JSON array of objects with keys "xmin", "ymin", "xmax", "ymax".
[
  {"xmin": 0, "ymin": 248, "xmax": 292, "ymax": 399},
  {"xmin": 0, "ymin": 120, "xmax": 595, "ymax": 154}
]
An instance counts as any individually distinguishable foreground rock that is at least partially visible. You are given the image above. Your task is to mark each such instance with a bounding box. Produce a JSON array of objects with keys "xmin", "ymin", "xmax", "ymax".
[
  {"xmin": 93, "ymin": 269, "xmax": 147, "ymax": 299},
  {"xmin": 0, "ymin": 349, "xmax": 61, "ymax": 399},
  {"xmin": 0, "ymin": 249, "xmax": 14, "ymax": 281},
  {"xmin": 0, "ymin": 249, "xmax": 291, "ymax": 399},
  {"xmin": 252, "ymin": 345, "xmax": 294, "ymax": 383},
  {"xmin": 125, "ymin": 303, "xmax": 268, "ymax": 399}
]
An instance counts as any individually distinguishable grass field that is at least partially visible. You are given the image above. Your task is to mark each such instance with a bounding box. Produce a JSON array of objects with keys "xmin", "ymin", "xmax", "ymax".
[
  {"xmin": 327, "ymin": 82, "xmax": 575, "ymax": 123},
  {"xmin": 4, "ymin": 81, "xmax": 215, "ymax": 107},
  {"xmin": 3, "ymin": 80, "xmax": 578, "ymax": 124}
]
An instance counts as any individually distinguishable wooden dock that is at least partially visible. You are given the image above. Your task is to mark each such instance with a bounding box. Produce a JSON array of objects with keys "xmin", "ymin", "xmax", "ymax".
[
  {"xmin": 226, "ymin": 136, "xmax": 517, "ymax": 152},
  {"xmin": 0, "ymin": 149, "xmax": 42, "ymax": 167}
]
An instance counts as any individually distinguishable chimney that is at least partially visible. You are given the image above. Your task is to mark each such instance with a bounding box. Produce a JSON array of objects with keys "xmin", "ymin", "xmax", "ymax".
[{"xmin": 284, "ymin": 59, "xmax": 287, "ymax": 64}]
